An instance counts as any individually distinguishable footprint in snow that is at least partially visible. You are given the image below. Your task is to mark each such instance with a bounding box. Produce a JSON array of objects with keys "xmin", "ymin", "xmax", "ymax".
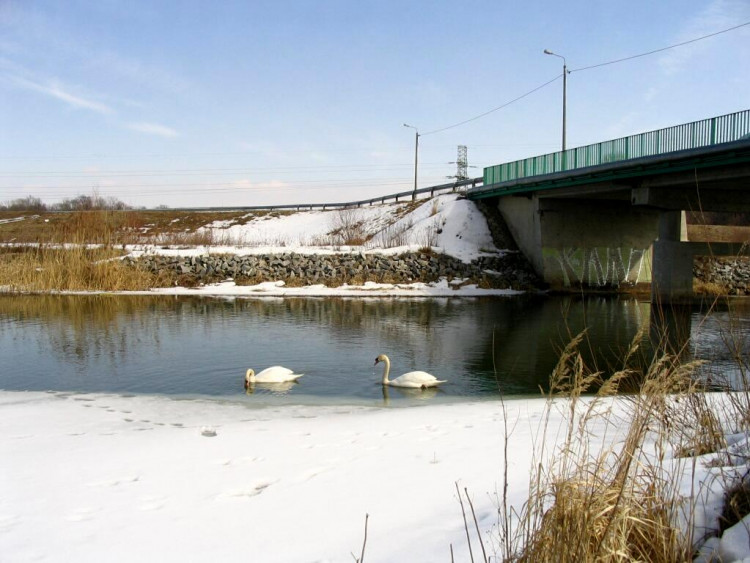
[
  {"xmin": 0, "ymin": 514, "xmax": 19, "ymax": 533},
  {"xmin": 65, "ymin": 507, "xmax": 100, "ymax": 522},
  {"xmin": 218, "ymin": 480, "xmax": 275, "ymax": 500},
  {"xmin": 87, "ymin": 475, "xmax": 140, "ymax": 488},
  {"xmin": 138, "ymin": 496, "xmax": 167, "ymax": 512}
]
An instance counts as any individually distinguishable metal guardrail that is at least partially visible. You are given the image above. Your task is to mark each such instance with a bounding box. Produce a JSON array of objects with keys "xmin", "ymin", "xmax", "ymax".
[
  {"xmin": 467, "ymin": 138, "xmax": 750, "ymax": 200},
  {"xmin": 483, "ymin": 109, "xmax": 750, "ymax": 186},
  {"xmin": 174, "ymin": 177, "xmax": 483, "ymax": 213}
]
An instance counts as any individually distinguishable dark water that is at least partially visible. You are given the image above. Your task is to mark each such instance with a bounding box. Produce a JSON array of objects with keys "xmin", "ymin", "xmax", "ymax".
[{"xmin": 0, "ymin": 294, "xmax": 747, "ymax": 406}]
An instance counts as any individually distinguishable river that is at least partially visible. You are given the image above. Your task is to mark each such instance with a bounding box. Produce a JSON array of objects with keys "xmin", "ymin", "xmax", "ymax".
[{"xmin": 1, "ymin": 294, "xmax": 747, "ymax": 406}]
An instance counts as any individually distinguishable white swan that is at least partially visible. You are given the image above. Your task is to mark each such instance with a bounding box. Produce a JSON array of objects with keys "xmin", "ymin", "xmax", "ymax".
[
  {"xmin": 245, "ymin": 366, "xmax": 303, "ymax": 388},
  {"xmin": 374, "ymin": 354, "xmax": 446, "ymax": 389}
]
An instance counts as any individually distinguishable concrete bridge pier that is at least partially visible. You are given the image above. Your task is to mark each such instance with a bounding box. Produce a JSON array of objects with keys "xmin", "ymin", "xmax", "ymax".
[
  {"xmin": 496, "ymin": 195, "xmax": 659, "ymax": 293},
  {"xmin": 651, "ymin": 211, "xmax": 693, "ymax": 304}
]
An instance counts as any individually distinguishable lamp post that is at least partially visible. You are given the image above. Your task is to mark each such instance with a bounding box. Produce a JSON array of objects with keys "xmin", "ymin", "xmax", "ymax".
[
  {"xmin": 544, "ymin": 49, "xmax": 567, "ymax": 152},
  {"xmin": 403, "ymin": 123, "xmax": 419, "ymax": 200}
]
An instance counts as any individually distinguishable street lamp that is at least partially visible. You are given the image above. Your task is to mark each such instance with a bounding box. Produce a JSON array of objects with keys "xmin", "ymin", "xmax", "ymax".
[
  {"xmin": 544, "ymin": 49, "xmax": 567, "ymax": 152},
  {"xmin": 403, "ymin": 123, "xmax": 419, "ymax": 200}
]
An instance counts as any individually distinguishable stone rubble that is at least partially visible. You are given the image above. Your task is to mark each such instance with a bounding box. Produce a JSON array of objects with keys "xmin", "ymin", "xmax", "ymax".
[
  {"xmin": 125, "ymin": 250, "xmax": 541, "ymax": 290},
  {"xmin": 694, "ymin": 255, "xmax": 750, "ymax": 296}
]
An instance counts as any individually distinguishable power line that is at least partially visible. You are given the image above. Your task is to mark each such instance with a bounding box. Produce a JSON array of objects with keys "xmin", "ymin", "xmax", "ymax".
[
  {"xmin": 0, "ymin": 178, "xmax": 411, "ymax": 191},
  {"xmin": 0, "ymin": 174, "xmax": 464, "ymax": 197},
  {"xmin": 0, "ymin": 143, "xmax": 554, "ymax": 162},
  {"xmin": 0, "ymin": 147, "xmax": 415, "ymax": 162},
  {"xmin": 419, "ymin": 20, "xmax": 749, "ymax": 137},
  {"xmin": 571, "ymin": 20, "xmax": 750, "ymax": 73},
  {"xmin": 421, "ymin": 74, "xmax": 562, "ymax": 136},
  {"xmin": 0, "ymin": 162, "xmax": 451, "ymax": 179}
]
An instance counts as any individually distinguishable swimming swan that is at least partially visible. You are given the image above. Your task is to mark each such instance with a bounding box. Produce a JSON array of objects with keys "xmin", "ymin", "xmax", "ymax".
[
  {"xmin": 374, "ymin": 354, "xmax": 446, "ymax": 389},
  {"xmin": 245, "ymin": 366, "xmax": 303, "ymax": 388}
]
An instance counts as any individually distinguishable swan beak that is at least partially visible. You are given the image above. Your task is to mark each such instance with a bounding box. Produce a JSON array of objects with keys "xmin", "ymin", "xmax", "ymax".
[{"xmin": 374, "ymin": 358, "xmax": 380, "ymax": 366}]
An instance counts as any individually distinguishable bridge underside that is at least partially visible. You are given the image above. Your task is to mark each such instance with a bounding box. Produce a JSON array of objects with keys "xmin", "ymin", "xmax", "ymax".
[
  {"xmin": 496, "ymin": 194, "xmax": 660, "ymax": 293},
  {"xmin": 475, "ymin": 142, "xmax": 750, "ymax": 302}
]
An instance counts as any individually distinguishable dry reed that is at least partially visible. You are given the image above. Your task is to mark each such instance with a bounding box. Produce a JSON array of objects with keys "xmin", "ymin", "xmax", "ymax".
[
  {"xmin": 0, "ymin": 244, "xmax": 174, "ymax": 291},
  {"xmin": 492, "ymin": 322, "xmax": 747, "ymax": 563}
]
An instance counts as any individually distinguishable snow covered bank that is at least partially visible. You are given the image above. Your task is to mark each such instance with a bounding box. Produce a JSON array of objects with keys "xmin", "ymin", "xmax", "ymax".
[
  {"xmin": 115, "ymin": 194, "xmax": 540, "ymax": 297},
  {"xmin": 106, "ymin": 194, "xmax": 538, "ymax": 297},
  {"xmin": 144, "ymin": 278, "xmax": 525, "ymax": 298},
  {"xmin": 2, "ymin": 391, "xmax": 749, "ymax": 562},
  {"xmin": 123, "ymin": 195, "xmax": 497, "ymax": 266},
  {"xmin": 185, "ymin": 194, "xmax": 497, "ymax": 263}
]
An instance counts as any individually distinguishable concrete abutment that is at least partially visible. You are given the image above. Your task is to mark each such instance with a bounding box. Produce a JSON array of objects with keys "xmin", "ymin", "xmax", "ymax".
[{"xmin": 496, "ymin": 195, "xmax": 659, "ymax": 293}]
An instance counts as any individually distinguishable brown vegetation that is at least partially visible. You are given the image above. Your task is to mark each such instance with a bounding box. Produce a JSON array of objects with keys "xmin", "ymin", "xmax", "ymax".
[
  {"xmin": 480, "ymin": 314, "xmax": 750, "ymax": 563},
  {"xmin": 0, "ymin": 208, "xmax": 291, "ymax": 246},
  {"xmin": 0, "ymin": 245, "xmax": 175, "ymax": 292}
]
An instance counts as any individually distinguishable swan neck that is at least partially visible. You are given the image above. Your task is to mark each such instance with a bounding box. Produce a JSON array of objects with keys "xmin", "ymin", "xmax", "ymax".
[
  {"xmin": 381, "ymin": 356, "xmax": 391, "ymax": 384},
  {"xmin": 245, "ymin": 369, "xmax": 255, "ymax": 383}
]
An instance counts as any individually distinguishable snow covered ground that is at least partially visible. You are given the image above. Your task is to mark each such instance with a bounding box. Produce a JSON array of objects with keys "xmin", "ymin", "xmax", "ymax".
[
  {"xmin": 2, "ymin": 391, "xmax": 749, "ymax": 562},
  {"xmin": 124, "ymin": 193, "xmax": 521, "ymax": 297},
  {"xmin": 189, "ymin": 193, "xmax": 496, "ymax": 263}
]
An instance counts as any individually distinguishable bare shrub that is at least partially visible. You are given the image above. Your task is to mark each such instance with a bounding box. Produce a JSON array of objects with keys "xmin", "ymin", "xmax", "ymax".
[
  {"xmin": 308, "ymin": 234, "xmax": 333, "ymax": 246},
  {"xmin": 430, "ymin": 199, "xmax": 440, "ymax": 217},
  {"xmin": 419, "ymin": 216, "xmax": 441, "ymax": 248},
  {"xmin": 368, "ymin": 218, "xmax": 413, "ymax": 249},
  {"xmin": 53, "ymin": 192, "xmax": 130, "ymax": 211},
  {"xmin": 1, "ymin": 196, "xmax": 47, "ymax": 212},
  {"xmin": 329, "ymin": 208, "xmax": 367, "ymax": 246},
  {"xmin": 153, "ymin": 230, "xmax": 217, "ymax": 247}
]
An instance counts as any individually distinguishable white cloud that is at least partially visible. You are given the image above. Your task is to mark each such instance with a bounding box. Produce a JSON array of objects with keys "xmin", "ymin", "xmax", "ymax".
[
  {"xmin": 89, "ymin": 50, "xmax": 191, "ymax": 95},
  {"xmin": 126, "ymin": 122, "xmax": 179, "ymax": 138},
  {"xmin": 5, "ymin": 73, "xmax": 113, "ymax": 114}
]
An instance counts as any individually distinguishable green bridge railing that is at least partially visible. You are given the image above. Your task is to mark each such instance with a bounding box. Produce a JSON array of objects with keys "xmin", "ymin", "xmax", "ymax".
[{"xmin": 483, "ymin": 109, "xmax": 750, "ymax": 186}]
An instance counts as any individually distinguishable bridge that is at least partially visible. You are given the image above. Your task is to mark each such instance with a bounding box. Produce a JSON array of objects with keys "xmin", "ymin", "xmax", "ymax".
[{"xmin": 467, "ymin": 109, "xmax": 750, "ymax": 303}]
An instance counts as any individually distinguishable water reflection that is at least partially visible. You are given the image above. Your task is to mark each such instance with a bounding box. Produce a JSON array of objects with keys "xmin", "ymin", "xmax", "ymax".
[
  {"xmin": 381, "ymin": 384, "xmax": 440, "ymax": 404},
  {"xmin": 481, "ymin": 295, "xmax": 652, "ymax": 393},
  {"xmin": 0, "ymin": 293, "xmax": 747, "ymax": 404},
  {"xmin": 645, "ymin": 300, "xmax": 750, "ymax": 390},
  {"xmin": 245, "ymin": 381, "xmax": 299, "ymax": 395}
]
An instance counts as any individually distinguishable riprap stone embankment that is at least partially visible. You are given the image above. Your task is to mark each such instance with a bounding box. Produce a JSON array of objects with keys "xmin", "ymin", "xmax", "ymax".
[
  {"xmin": 694, "ymin": 256, "xmax": 750, "ymax": 295},
  {"xmin": 127, "ymin": 251, "xmax": 540, "ymax": 290}
]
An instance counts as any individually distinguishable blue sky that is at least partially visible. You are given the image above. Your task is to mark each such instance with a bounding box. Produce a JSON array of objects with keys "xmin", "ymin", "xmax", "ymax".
[{"xmin": 1, "ymin": 0, "xmax": 749, "ymax": 208}]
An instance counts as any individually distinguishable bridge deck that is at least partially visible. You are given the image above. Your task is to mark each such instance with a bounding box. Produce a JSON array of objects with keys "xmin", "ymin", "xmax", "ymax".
[
  {"xmin": 469, "ymin": 138, "xmax": 750, "ymax": 200},
  {"xmin": 473, "ymin": 109, "xmax": 750, "ymax": 199}
]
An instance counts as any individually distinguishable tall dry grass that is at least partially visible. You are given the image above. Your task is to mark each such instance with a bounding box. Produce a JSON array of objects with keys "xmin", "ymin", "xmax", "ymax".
[
  {"xmin": 0, "ymin": 245, "xmax": 174, "ymax": 291},
  {"xmin": 486, "ymin": 318, "xmax": 748, "ymax": 563}
]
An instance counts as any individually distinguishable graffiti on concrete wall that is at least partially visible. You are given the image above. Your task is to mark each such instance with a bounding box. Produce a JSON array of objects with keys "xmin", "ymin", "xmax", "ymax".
[{"xmin": 543, "ymin": 247, "xmax": 651, "ymax": 288}]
